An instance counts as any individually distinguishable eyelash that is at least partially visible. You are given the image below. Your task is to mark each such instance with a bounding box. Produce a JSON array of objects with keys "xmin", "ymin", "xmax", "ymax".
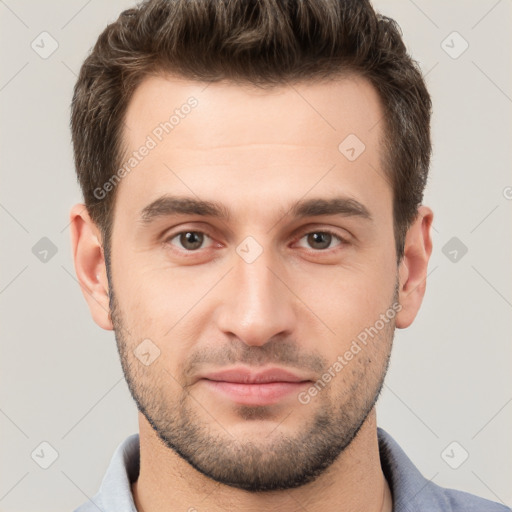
[{"xmin": 163, "ymin": 228, "xmax": 348, "ymax": 255}]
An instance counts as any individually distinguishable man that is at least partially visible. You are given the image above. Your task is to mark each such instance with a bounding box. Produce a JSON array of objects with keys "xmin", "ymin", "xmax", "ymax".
[{"xmin": 68, "ymin": 0, "xmax": 509, "ymax": 511}]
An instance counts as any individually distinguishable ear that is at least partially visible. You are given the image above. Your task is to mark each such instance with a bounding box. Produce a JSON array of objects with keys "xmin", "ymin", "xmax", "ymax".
[
  {"xmin": 395, "ymin": 205, "xmax": 434, "ymax": 329},
  {"xmin": 69, "ymin": 203, "xmax": 113, "ymax": 330}
]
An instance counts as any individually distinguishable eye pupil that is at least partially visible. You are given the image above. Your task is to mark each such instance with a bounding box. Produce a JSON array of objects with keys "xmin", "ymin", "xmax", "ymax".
[
  {"xmin": 180, "ymin": 231, "xmax": 203, "ymax": 250},
  {"xmin": 307, "ymin": 232, "xmax": 331, "ymax": 250}
]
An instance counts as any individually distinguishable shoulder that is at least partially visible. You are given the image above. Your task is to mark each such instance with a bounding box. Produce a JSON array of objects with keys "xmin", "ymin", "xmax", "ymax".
[
  {"xmin": 377, "ymin": 428, "xmax": 511, "ymax": 512},
  {"xmin": 73, "ymin": 502, "xmax": 102, "ymax": 512},
  {"xmin": 72, "ymin": 433, "xmax": 140, "ymax": 512},
  {"xmin": 425, "ymin": 480, "xmax": 511, "ymax": 512}
]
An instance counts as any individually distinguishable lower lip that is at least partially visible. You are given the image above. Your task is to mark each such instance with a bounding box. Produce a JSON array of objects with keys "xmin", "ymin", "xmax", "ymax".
[{"xmin": 201, "ymin": 379, "xmax": 310, "ymax": 405}]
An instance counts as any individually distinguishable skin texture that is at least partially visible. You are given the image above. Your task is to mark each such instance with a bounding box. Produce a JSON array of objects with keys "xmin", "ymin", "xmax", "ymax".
[{"xmin": 70, "ymin": 74, "xmax": 433, "ymax": 512}]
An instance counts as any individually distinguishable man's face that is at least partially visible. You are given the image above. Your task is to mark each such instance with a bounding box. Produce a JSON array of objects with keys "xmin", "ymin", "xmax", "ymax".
[{"xmin": 108, "ymin": 75, "xmax": 399, "ymax": 491}]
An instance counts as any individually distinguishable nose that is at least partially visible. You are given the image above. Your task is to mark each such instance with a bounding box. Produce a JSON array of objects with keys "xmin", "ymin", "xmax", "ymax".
[{"xmin": 214, "ymin": 246, "xmax": 297, "ymax": 347}]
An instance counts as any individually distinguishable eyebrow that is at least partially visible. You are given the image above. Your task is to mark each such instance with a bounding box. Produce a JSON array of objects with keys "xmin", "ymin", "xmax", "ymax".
[
  {"xmin": 289, "ymin": 196, "xmax": 371, "ymax": 221},
  {"xmin": 140, "ymin": 196, "xmax": 231, "ymax": 224},
  {"xmin": 139, "ymin": 195, "xmax": 372, "ymax": 225}
]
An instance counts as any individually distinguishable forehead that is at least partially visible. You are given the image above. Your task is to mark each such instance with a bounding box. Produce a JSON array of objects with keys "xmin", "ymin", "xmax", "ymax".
[
  {"xmin": 115, "ymin": 74, "xmax": 390, "ymax": 224},
  {"xmin": 122, "ymin": 73, "xmax": 384, "ymax": 150}
]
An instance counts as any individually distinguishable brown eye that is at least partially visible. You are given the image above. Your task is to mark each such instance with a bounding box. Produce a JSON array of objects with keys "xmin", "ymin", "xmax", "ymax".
[
  {"xmin": 306, "ymin": 232, "xmax": 333, "ymax": 250},
  {"xmin": 169, "ymin": 231, "xmax": 208, "ymax": 251},
  {"xmin": 297, "ymin": 231, "xmax": 344, "ymax": 251}
]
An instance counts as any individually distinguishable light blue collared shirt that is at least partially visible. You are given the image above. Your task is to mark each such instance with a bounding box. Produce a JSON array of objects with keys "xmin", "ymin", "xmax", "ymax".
[{"xmin": 74, "ymin": 427, "xmax": 510, "ymax": 511}]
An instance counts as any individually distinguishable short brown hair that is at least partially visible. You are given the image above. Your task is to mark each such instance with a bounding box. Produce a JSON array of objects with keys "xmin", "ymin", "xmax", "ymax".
[{"xmin": 71, "ymin": 0, "xmax": 431, "ymax": 263}]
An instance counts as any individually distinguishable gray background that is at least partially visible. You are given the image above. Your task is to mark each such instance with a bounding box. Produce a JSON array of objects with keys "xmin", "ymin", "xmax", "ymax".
[{"xmin": 1, "ymin": 1, "xmax": 511, "ymax": 511}]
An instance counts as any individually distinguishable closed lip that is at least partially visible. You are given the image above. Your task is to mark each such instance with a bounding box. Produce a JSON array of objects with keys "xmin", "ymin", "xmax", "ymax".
[{"xmin": 199, "ymin": 367, "xmax": 312, "ymax": 384}]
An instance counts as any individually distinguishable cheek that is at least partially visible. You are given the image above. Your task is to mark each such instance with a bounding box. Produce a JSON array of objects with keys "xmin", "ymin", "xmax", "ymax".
[
  {"xmin": 294, "ymin": 264, "xmax": 396, "ymax": 336},
  {"xmin": 112, "ymin": 265, "xmax": 213, "ymax": 369},
  {"xmin": 111, "ymin": 250, "xmax": 181, "ymax": 323}
]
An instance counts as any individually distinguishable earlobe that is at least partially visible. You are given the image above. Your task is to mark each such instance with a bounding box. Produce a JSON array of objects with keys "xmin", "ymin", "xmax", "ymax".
[
  {"xmin": 395, "ymin": 205, "xmax": 434, "ymax": 329},
  {"xmin": 69, "ymin": 203, "xmax": 113, "ymax": 330}
]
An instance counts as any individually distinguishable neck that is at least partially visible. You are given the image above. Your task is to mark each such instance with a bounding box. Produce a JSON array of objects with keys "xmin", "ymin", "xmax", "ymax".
[{"xmin": 131, "ymin": 409, "xmax": 393, "ymax": 512}]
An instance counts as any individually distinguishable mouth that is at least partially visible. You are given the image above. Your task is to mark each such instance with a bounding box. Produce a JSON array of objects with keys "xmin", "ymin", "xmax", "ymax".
[{"xmin": 198, "ymin": 367, "xmax": 313, "ymax": 406}]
